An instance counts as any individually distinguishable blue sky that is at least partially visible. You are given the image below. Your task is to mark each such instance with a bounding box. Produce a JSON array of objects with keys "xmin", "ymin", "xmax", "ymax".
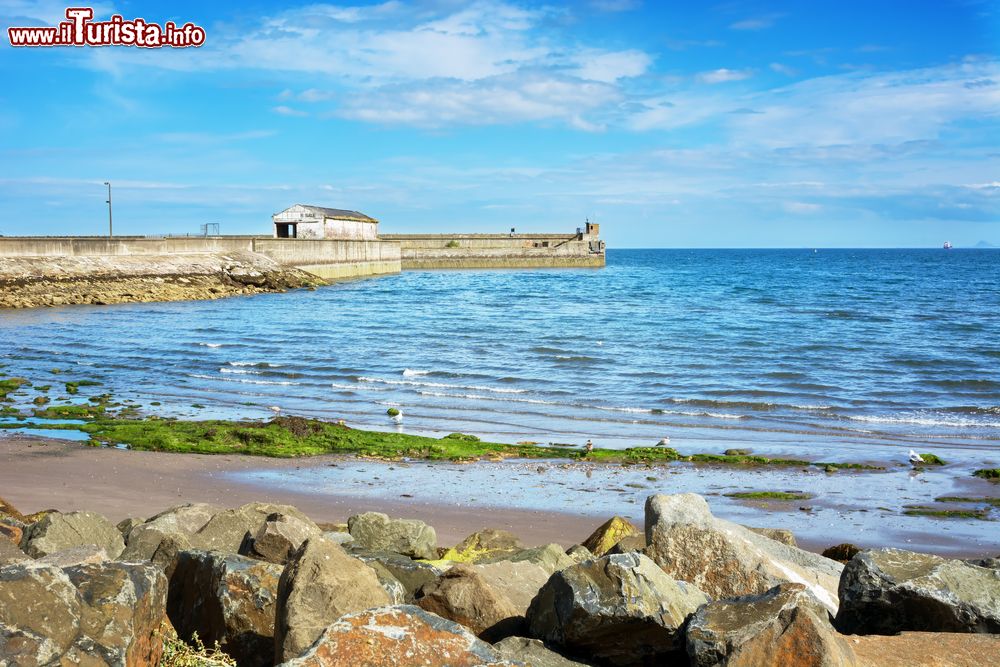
[{"xmin": 1, "ymin": 0, "xmax": 998, "ymax": 247}]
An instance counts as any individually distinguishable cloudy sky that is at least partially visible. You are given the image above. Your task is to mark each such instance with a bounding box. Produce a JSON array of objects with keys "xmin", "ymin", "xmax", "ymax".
[{"xmin": 1, "ymin": 0, "xmax": 998, "ymax": 246}]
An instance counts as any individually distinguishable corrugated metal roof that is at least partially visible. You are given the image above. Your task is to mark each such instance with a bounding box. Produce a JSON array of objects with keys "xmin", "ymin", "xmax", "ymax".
[{"xmin": 297, "ymin": 205, "xmax": 377, "ymax": 223}]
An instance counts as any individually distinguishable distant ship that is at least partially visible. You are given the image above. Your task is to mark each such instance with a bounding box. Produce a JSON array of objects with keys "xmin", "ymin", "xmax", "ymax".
[{"xmin": 943, "ymin": 241, "xmax": 953, "ymax": 249}]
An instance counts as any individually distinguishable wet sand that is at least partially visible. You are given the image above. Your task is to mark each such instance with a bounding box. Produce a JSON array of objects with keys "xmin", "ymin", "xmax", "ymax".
[
  {"xmin": 0, "ymin": 435, "xmax": 601, "ymax": 546},
  {"xmin": 2, "ymin": 434, "xmax": 997, "ymax": 556}
]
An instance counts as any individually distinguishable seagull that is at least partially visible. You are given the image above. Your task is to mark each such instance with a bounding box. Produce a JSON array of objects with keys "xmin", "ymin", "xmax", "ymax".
[
  {"xmin": 268, "ymin": 406, "xmax": 281, "ymax": 414},
  {"xmin": 657, "ymin": 437, "xmax": 671, "ymax": 446},
  {"xmin": 390, "ymin": 410, "xmax": 403, "ymax": 424},
  {"xmin": 909, "ymin": 450, "xmax": 925, "ymax": 465}
]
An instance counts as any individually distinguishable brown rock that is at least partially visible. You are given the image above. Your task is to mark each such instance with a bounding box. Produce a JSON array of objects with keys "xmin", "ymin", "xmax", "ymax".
[
  {"xmin": 472, "ymin": 560, "xmax": 550, "ymax": 616},
  {"xmin": 415, "ymin": 564, "xmax": 522, "ymax": 641},
  {"xmin": 849, "ymin": 631, "xmax": 1000, "ymax": 667},
  {"xmin": 193, "ymin": 502, "xmax": 317, "ymax": 554},
  {"xmin": 644, "ymin": 493, "xmax": 842, "ymax": 612},
  {"xmin": 21, "ymin": 510, "xmax": 125, "ymax": 560},
  {"xmin": 748, "ymin": 527, "xmax": 798, "ymax": 547},
  {"xmin": 279, "ymin": 605, "xmax": 513, "ymax": 666},
  {"xmin": 823, "ymin": 543, "xmax": 862, "ymax": 563},
  {"xmin": 37, "ymin": 545, "xmax": 108, "ymax": 568},
  {"xmin": 686, "ymin": 582, "xmax": 856, "ymax": 667},
  {"xmin": 241, "ymin": 512, "xmax": 321, "ymax": 564},
  {"xmin": 606, "ymin": 533, "xmax": 646, "ymax": 555},
  {"xmin": 63, "ymin": 560, "xmax": 169, "ymax": 666},
  {"xmin": 168, "ymin": 550, "xmax": 284, "ymax": 667},
  {"xmin": 0, "ymin": 496, "xmax": 27, "ymax": 523},
  {"xmin": 275, "ymin": 537, "xmax": 392, "ymax": 663},
  {"xmin": 0, "ymin": 538, "xmax": 30, "ymax": 566},
  {"xmin": 0, "ymin": 522, "xmax": 23, "ymax": 546},
  {"xmin": 0, "ymin": 563, "xmax": 81, "ymax": 663}
]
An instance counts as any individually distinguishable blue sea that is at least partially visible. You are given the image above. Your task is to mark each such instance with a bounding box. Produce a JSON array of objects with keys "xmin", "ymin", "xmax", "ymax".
[{"xmin": 2, "ymin": 249, "xmax": 999, "ymax": 463}]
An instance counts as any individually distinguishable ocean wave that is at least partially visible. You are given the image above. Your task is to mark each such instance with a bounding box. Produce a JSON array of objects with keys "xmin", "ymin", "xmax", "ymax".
[
  {"xmin": 402, "ymin": 369, "xmax": 430, "ymax": 377},
  {"xmin": 188, "ymin": 373, "xmax": 296, "ymax": 387},
  {"xmin": 358, "ymin": 376, "xmax": 527, "ymax": 394},
  {"xmin": 196, "ymin": 343, "xmax": 224, "ymax": 348},
  {"xmin": 229, "ymin": 361, "xmax": 281, "ymax": 368},
  {"xmin": 844, "ymin": 413, "xmax": 1000, "ymax": 428},
  {"xmin": 220, "ymin": 368, "xmax": 261, "ymax": 375}
]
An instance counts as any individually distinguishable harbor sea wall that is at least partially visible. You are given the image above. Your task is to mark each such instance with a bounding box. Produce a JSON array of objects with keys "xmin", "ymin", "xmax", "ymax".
[
  {"xmin": 0, "ymin": 236, "xmax": 403, "ymax": 280},
  {"xmin": 379, "ymin": 233, "xmax": 605, "ymax": 269}
]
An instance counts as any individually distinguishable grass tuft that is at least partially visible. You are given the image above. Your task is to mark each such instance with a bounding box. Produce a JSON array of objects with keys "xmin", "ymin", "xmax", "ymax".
[{"xmin": 725, "ymin": 490, "xmax": 813, "ymax": 501}]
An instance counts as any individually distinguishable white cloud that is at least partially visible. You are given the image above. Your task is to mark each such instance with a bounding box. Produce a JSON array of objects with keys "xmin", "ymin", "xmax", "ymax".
[
  {"xmin": 729, "ymin": 13, "xmax": 784, "ymax": 31},
  {"xmin": 570, "ymin": 49, "xmax": 652, "ymax": 82},
  {"xmin": 272, "ymin": 105, "xmax": 308, "ymax": 117},
  {"xmin": 697, "ymin": 68, "xmax": 753, "ymax": 84},
  {"xmin": 783, "ymin": 201, "xmax": 822, "ymax": 214},
  {"xmin": 769, "ymin": 62, "xmax": 796, "ymax": 76}
]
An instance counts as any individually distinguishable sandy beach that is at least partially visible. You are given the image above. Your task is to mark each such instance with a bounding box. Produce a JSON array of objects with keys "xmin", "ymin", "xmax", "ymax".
[
  {"xmin": 0, "ymin": 434, "xmax": 604, "ymax": 547},
  {"xmin": 4, "ymin": 432, "xmax": 997, "ymax": 558}
]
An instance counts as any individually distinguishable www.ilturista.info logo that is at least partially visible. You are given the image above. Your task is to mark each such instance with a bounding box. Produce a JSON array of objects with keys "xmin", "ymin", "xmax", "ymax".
[{"xmin": 7, "ymin": 7, "xmax": 205, "ymax": 48}]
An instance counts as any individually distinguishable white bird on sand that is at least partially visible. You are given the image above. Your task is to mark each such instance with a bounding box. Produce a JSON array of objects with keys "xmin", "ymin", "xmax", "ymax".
[
  {"xmin": 269, "ymin": 406, "xmax": 281, "ymax": 414},
  {"xmin": 909, "ymin": 449, "xmax": 925, "ymax": 465},
  {"xmin": 657, "ymin": 437, "xmax": 671, "ymax": 446}
]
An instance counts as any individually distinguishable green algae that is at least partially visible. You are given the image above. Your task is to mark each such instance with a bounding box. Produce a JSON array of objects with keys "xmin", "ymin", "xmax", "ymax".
[
  {"xmin": 0, "ymin": 378, "xmax": 30, "ymax": 401},
  {"xmin": 725, "ymin": 491, "xmax": 813, "ymax": 501},
  {"xmin": 903, "ymin": 505, "xmax": 991, "ymax": 520},
  {"xmin": 935, "ymin": 496, "xmax": 1000, "ymax": 507},
  {"xmin": 973, "ymin": 468, "xmax": 1000, "ymax": 481}
]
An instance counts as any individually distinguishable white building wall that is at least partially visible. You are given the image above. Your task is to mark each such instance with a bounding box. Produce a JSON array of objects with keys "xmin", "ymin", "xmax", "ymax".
[{"xmin": 322, "ymin": 218, "xmax": 378, "ymax": 240}]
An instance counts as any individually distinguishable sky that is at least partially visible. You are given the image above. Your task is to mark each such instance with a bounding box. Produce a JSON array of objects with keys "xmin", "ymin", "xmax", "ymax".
[{"xmin": 0, "ymin": 0, "xmax": 998, "ymax": 247}]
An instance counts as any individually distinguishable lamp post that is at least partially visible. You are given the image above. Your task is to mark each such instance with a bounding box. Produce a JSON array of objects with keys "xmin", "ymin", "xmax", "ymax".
[{"xmin": 103, "ymin": 181, "xmax": 113, "ymax": 237}]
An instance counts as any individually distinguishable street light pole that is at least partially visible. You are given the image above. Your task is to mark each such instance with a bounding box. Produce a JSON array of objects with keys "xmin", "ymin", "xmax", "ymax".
[{"xmin": 103, "ymin": 181, "xmax": 113, "ymax": 237}]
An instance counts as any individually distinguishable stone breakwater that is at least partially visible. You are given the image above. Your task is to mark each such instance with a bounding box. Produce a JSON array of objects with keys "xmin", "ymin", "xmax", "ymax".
[
  {"xmin": 2, "ymin": 493, "xmax": 998, "ymax": 666},
  {"xmin": 0, "ymin": 251, "xmax": 323, "ymax": 308}
]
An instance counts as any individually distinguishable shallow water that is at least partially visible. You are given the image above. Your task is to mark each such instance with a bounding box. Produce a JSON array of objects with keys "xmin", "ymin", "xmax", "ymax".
[{"xmin": 1, "ymin": 249, "xmax": 997, "ymax": 467}]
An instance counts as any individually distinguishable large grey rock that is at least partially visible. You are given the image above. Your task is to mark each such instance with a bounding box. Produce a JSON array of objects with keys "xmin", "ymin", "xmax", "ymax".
[
  {"xmin": 0, "ymin": 537, "xmax": 29, "ymax": 566},
  {"xmin": 347, "ymin": 512, "xmax": 437, "ymax": 560},
  {"xmin": 0, "ymin": 560, "xmax": 168, "ymax": 666},
  {"xmin": 527, "ymin": 552, "xmax": 708, "ymax": 666},
  {"xmin": 565, "ymin": 545, "xmax": 594, "ymax": 564},
  {"xmin": 416, "ymin": 564, "xmax": 522, "ymax": 641},
  {"xmin": 36, "ymin": 544, "xmax": 108, "ymax": 568},
  {"xmin": 0, "ymin": 563, "xmax": 81, "ymax": 664},
  {"xmin": 168, "ymin": 550, "xmax": 284, "ymax": 667},
  {"xmin": 21, "ymin": 510, "xmax": 125, "ymax": 559},
  {"xmin": 193, "ymin": 501, "xmax": 316, "ymax": 554},
  {"xmin": 484, "ymin": 543, "xmax": 575, "ymax": 575},
  {"xmin": 120, "ymin": 502, "xmax": 219, "ymax": 565},
  {"xmin": 606, "ymin": 533, "xmax": 646, "ymax": 555},
  {"xmin": 835, "ymin": 548, "xmax": 1000, "ymax": 634},
  {"xmin": 274, "ymin": 537, "xmax": 392, "ymax": 663},
  {"xmin": 443, "ymin": 528, "xmax": 525, "ymax": 563},
  {"xmin": 687, "ymin": 583, "xmax": 857, "ymax": 667},
  {"xmin": 279, "ymin": 605, "xmax": 514, "ymax": 667},
  {"xmin": 353, "ymin": 551, "xmax": 445, "ymax": 599},
  {"xmin": 494, "ymin": 636, "xmax": 591, "ymax": 667},
  {"xmin": 241, "ymin": 512, "xmax": 322, "ymax": 564},
  {"xmin": 62, "ymin": 561, "xmax": 169, "ymax": 666},
  {"xmin": 748, "ymin": 527, "xmax": 798, "ymax": 548},
  {"xmin": 473, "ymin": 560, "xmax": 551, "ymax": 615},
  {"xmin": 644, "ymin": 493, "xmax": 843, "ymax": 613}
]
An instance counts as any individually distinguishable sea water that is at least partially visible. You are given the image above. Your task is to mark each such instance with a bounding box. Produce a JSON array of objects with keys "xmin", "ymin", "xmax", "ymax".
[{"xmin": 1, "ymin": 249, "xmax": 998, "ymax": 464}]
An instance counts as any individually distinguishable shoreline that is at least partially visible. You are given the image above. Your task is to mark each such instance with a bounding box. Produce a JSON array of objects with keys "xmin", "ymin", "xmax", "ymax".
[{"xmin": 3, "ymin": 433, "xmax": 996, "ymax": 558}]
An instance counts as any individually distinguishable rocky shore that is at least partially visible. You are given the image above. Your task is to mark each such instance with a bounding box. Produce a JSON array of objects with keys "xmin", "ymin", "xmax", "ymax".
[
  {"xmin": 0, "ymin": 251, "xmax": 323, "ymax": 308},
  {"xmin": 1, "ymin": 492, "xmax": 997, "ymax": 666}
]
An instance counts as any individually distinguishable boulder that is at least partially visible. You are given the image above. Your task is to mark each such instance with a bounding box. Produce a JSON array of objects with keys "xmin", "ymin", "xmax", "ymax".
[
  {"xmin": 0, "ymin": 563, "xmax": 82, "ymax": 663},
  {"xmin": 493, "ymin": 636, "xmax": 591, "ymax": 667},
  {"xmin": 37, "ymin": 544, "xmax": 108, "ymax": 568},
  {"xmin": 823, "ymin": 544, "xmax": 862, "ymax": 563},
  {"xmin": 193, "ymin": 502, "xmax": 317, "ymax": 554},
  {"xmin": 0, "ymin": 522, "xmax": 23, "ymax": 546},
  {"xmin": 440, "ymin": 528, "xmax": 525, "ymax": 563},
  {"xmin": 241, "ymin": 512, "xmax": 322, "ymax": 564},
  {"xmin": 0, "ymin": 538, "xmax": 29, "ymax": 566},
  {"xmin": 748, "ymin": 527, "xmax": 798, "ymax": 548},
  {"xmin": 369, "ymin": 566, "xmax": 407, "ymax": 604},
  {"xmin": 849, "ymin": 631, "xmax": 1000, "ymax": 666},
  {"xmin": 168, "ymin": 550, "xmax": 284, "ymax": 667},
  {"xmin": 119, "ymin": 502, "xmax": 218, "ymax": 565},
  {"xmin": 473, "ymin": 560, "xmax": 551, "ymax": 615},
  {"xmin": 564, "ymin": 545, "xmax": 594, "ymax": 564},
  {"xmin": 415, "ymin": 564, "xmax": 522, "ymax": 641},
  {"xmin": 835, "ymin": 548, "xmax": 1000, "ymax": 634},
  {"xmin": 116, "ymin": 516, "xmax": 143, "ymax": 538},
  {"xmin": 582, "ymin": 516, "xmax": 640, "ymax": 557},
  {"xmin": 62, "ymin": 561, "xmax": 169, "ymax": 666},
  {"xmin": 323, "ymin": 531, "xmax": 354, "ymax": 547},
  {"xmin": 686, "ymin": 582, "xmax": 856, "ymax": 667},
  {"xmin": 347, "ymin": 512, "xmax": 437, "ymax": 560},
  {"xmin": 21, "ymin": 510, "xmax": 125, "ymax": 559},
  {"xmin": 353, "ymin": 551, "xmax": 445, "ymax": 599},
  {"xmin": 527, "ymin": 552, "xmax": 709, "ymax": 666},
  {"xmin": 484, "ymin": 543, "xmax": 575, "ymax": 575},
  {"xmin": 279, "ymin": 605, "xmax": 514, "ymax": 667},
  {"xmin": 275, "ymin": 537, "xmax": 392, "ymax": 663},
  {"xmin": 606, "ymin": 533, "xmax": 646, "ymax": 555},
  {"xmin": 644, "ymin": 493, "xmax": 843, "ymax": 613}
]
